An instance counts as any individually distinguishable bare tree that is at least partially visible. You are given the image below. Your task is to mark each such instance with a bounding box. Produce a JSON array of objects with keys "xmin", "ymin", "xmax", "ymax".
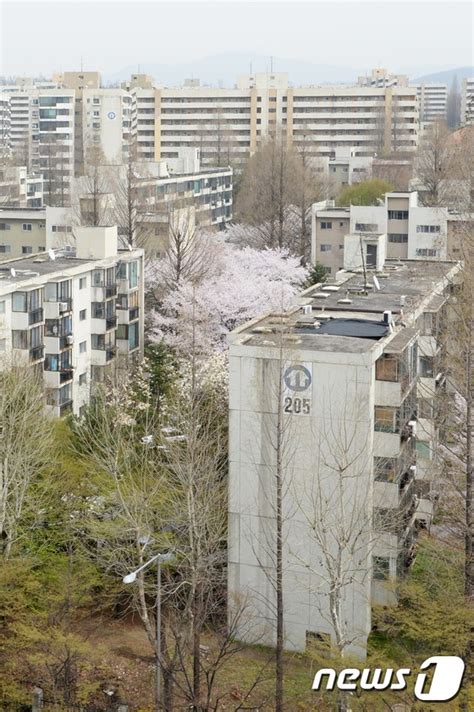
[
  {"xmin": 0, "ymin": 365, "xmax": 54, "ymax": 558},
  {"xmin": 414, "ymin": 119, "xmax": 457, "ymax": 206}
]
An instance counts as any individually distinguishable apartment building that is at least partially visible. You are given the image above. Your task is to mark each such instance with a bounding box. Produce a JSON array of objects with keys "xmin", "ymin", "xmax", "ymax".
[
  {"xmin": 311, "ymin": 190, "xmax": 465, "ymax": 275},
  {"xmin": 357, "ymin": 68, "xmax": 409, "ymax": 88},
  {"xmin": 0, "ymin": 226, "xmax": 144, "ymax": 417},
  {"xmin": 0, "ymin": 94, "xmax": 10, "ymax": 155},
  {"xmin": 120, "ymin": 72, "xmax": 419, "ymax": 169},
  {"xmin": 74, "ymin": 151, "xmax": 233, "ymax": 255},
  {"xmin": 81, "ymin": 88, "xmax": 133, "ymax": 164},
  {"xmin": 416, "ymin": 83, "xmax": 448, "ymax": 124},
  {"xmin": 461, "ymin": 77, "xmax": 474, "ymax": 125},
  {"xmin": 227, "ymin": 254, "xmax": 460, "ymax": 656},
  {"xmin": 0, "ymin": 167, "xmax": 43, "ymax": 208}
]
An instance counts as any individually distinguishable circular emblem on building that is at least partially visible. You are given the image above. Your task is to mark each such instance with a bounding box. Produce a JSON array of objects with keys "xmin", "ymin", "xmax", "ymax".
[
  {"xmin": 283, "ymin": 365, "xmax": 312, "ymax": 392},
  {"xmin": 107, "ymin": 111, "xmax": 117, "ymax": 120}
]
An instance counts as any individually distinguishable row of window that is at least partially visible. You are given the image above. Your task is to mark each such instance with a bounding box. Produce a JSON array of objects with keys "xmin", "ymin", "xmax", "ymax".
[{"xmin": 0, "ymin": 222, "xmax": 35, "ymax": 230}]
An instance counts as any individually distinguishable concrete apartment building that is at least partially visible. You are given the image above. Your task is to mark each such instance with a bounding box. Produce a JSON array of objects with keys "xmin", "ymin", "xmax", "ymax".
[
  {"xmin": 416, "ymin": 83, "xmax": 448, "ymax": 124},
  {"xmin": 461, "ymin": 77, "xmax": 474, "ymax": 125},
  {"xmin": 74, "ymin": 149, "xmax": 233, "ymax": 256},
  {"xmin": 357, "ymin": 68, "xmax": 409, "ymax": 87},
  {"xmin": 0, "ymin": 226, "xmax": 144, "ymax": 417},
  {"xmin": 311, "ymin": 190, "xmax": 465, "ymax": 275},
  {"xmin": 0, "ymin": 206, "xmax": 73, "ymax": 258},
  {"xmin": 0, "ymin": 166, "xmax": 43, "ymax": 208},
  {"xmin": 115, "ymin": 72, "xmax": 420, "ymax": 169},
  {"xmin": 227, "ymin": 253, "xmax": 460, "ymax": 656}
]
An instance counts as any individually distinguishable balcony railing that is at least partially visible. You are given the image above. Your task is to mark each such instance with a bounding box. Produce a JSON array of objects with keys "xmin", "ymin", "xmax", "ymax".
[
  {"xmin": 60, "ymin": 368, "xmax": 74, "ymax": 384},
  {"xmin": 106, "ymin": 285, "xmax": 118, "ymax": 298},
  {"xmin": 59, "ymin": 400, "xmax": 73, "ymax": 417},
  {"xmin": 129, "ymin": 307, "xmax": 139, "ymax": 321},
  {"xmin": 106, "ymin": 317, "xmax": 117, "ymax": 330}
]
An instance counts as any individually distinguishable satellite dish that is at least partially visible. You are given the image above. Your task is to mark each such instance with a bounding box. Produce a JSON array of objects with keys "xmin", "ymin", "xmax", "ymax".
[
  {"xmin": 373, "ymin": 275, "xmax": 381, "ymax": 291},
  {"xmin": 10, "ymin": 268, "xmax": 16, "ymax": 277},
  {"xmin": 48, "ymin": 248, "xmax": 56, "ymax": 261}
]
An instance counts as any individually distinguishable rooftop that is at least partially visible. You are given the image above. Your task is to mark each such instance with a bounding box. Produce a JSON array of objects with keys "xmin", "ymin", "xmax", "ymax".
[{"xmin": 230, "ymin": 259, "xmax": 460, "ymax": 353}]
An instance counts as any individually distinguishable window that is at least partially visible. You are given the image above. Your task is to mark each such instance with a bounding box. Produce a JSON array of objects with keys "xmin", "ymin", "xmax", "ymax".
[
  {"xmin": 418, "ymin": 398, "xmax": 434, "ymax": 419},
  {"xmin": 22, "ymin": 223, "xmax": 32, "ymax": 231},
  {"xmin": 388, "ymin": 210, "xmax": 408, "ymax": 220},
  {"xmin": 373, "ymin": 556, "xmax": 390, "ymax": 580},
  {"xmin": 79, "ymin": 309, "xmax": 87, "ymax": 321},
  {"xmin": 79, "ymin": 341, "xmax": 87, "ymax": 353},
  {"xmin": 12, "ymin": 330, "xmax": 28, "ymax": 349},
  {"xmin": 92, "ymin": 270, "xmax": 104, "ymax": 286},
  {"xmin": 416, "ymin": 248, "xmax": 438, "ymax": 257},
  {"xmin": 320, "ymin": 244, "xmax": 332, "ymax": 252},
  {"xmin": 374, "ymin": 457, "xmax": 397, "ymax": 483},
  {"xmin": 129, "ymin": 261, "xmax": 138, "ymax": 288},
  {"xmin": 79, "ymin": 372, "xmax": 87, "ymax": 385},
  {"xmin": 0, "ymin": 223, "xmax": 11, "ymax": 230},
  {"xmin": 376, "ymin": 354, "xmax": 398, "ymax": 382},
  {"xmin": 416, "ymin": 224, "xmax": 441, "ymax": 233},
  {"xmin": 419, "ymin": 355, "xmax": 434, "ymax": 378},
  {"xmin": 388, "ymin": 233, "xmax": 408, "ymax": 243},
  {"xmin": 92, "ymin": 302, "xmax": 105, "ymax": 319},
  {"xmin": 416, "ymin": 440, "xmax": 432, "ymax": 459},
  {"xmin": 79, "ymin": 277, "xmax": 86, "ymax": 289},
  {"xmin": 128, "ymin": 321, "xmax": 139, "ymax": 350},
  {"xmin": 355, "ymin": 223, "xmax": 377, "ymax": 232},
  {"xmin": 92, "ymin": 333, "xmax": 105, "ymax": 350},
  {"xmin": 0, "ymin": 245, "xmax": 11, "ymax": 253},
  {"xmin": 12, "ymin": 292, "xmax": 27, "ymax": 312},
  {"xmin": 22, "ymin": 246, "xmax": 33, "ymax": 254},
  {"xmin": 374, "ymin": 406, "xmax": 399, "ymax": 433},
  {"xmin": 320, "ymin": 221, "xmax": 332, "ymax": 229},
  {"xmin": 117, "ymin": 324, "xmax": 128, "ymax": 340}
]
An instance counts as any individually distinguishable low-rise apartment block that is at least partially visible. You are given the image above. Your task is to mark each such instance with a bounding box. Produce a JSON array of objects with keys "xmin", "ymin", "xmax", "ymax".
[
  {"xmin": 0, "ymin": 166, "xmax": 43, "ymax": 208},
  {"xmin": 227, "ymin": 254, "xmax": 460, "ymax": 656},
  {"xmin": 311, "ymin": 190, "xmax": 466, "ymax": 275},
  {"xmin": 0, "ymin": 226, "xmax": 144, "ymax": 417}
]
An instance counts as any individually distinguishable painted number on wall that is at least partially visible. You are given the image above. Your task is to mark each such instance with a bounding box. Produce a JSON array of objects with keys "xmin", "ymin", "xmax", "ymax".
[{"xmin": 283, "ymin": 364, "xmax": 312, "ymax": 417}]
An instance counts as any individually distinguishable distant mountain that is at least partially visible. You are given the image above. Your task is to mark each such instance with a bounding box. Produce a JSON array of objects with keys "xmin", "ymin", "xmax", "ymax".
[
  {"xmin": 413, "ymin": 66, "xmax": 473, "ymax": 85},
  {"xmin": 104, "ymin": 53, "xmax": 364, "ymax": 87}
]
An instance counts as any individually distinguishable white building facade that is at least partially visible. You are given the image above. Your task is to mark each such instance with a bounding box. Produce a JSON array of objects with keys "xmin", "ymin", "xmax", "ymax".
[
  {"xmin": 0, "ymin": 226, "xmax": 144, "ymax": 417},
  {"xmin": 227, "ymin": 257, "xmax": 460, "ymax": 657}
]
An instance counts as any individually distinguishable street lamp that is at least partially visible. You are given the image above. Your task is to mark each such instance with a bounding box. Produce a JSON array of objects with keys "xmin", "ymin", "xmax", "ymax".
[{"xmin": 123, "ymin": 550, "xmax": 174, "ymax": 710}]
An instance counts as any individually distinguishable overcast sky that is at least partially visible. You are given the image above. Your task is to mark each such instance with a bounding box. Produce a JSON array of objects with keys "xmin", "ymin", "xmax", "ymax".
[{"xmin": 1, "ymin": 0, "xmax": 472, "ymax": 78}]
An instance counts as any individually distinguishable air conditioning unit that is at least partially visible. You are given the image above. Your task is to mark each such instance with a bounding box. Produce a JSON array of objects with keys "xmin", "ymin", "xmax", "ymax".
[
  {"xmin": 66, "ymin": 334, "xmax": 74, "ymax": 345},
  {"xmin": 59, "ymin": 301, "xmax": 68, "ymax": 312},
  {"xmin": 408, "ymin": 420, "xmax": 417, "ymax": 436},
  {"xmin": 302, "ymin": 305, "xmax": 312, "ymax": 315}
]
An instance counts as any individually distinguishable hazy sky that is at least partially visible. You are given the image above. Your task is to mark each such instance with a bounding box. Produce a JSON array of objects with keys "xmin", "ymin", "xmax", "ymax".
[{"xmin": 1, "ymin": 0, "xmax": 472, "ymax": 77}]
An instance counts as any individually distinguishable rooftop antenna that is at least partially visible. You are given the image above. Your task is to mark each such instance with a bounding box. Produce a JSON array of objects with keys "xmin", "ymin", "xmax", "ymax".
[
  {"xmin": 250, "ymin": 61, "xmax": 253, "ymax": 75},
  {"xmin": 270, "ymin": 56, "xmax": 274, "ymax": 73},
  {"xmin": 359, "ymin": 232, "xmax": 369, "ymax": 293},
  {"xmin": 80, "ymin": 56, "xmax": 83, "ymax": 72}
]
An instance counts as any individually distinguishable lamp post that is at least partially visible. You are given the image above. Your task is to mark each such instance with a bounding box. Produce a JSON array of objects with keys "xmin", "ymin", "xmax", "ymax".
[{"xmin": 123, "ymin": 550, "xmax": 174, "ymax": 710}]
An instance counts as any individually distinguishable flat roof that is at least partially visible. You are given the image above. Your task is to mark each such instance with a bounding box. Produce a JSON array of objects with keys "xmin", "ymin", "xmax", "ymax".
[
  {"xmin": 0, "ymin": 248, "xmax": 141, "ymax": 289},
  {"xmin": 231, "ymin": 259, "xmax": 460, "ymax": 353}
]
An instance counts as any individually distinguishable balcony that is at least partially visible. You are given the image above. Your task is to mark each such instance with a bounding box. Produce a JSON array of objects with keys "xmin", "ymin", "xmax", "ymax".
[
  {"xmin": 29, "ymin": 345, "xmax": 44, "ymax": 362},
  {"xmin": 105, "ymin": 345, "xmax": 116, "ymax": 362},
  {"xmin": 106, "ymin": 317, "xmax": 117, "ymax": 330},
  {"xmin": 129, "ymin": 307, "xmax": 139, "ymax": 321},
  {"xmin": 59, "ymin": 400, "xmax": 73, "ymax": 417},
  {"xmin": 28, "ymin": 308, "xmax": 44, "ymax": 325}
]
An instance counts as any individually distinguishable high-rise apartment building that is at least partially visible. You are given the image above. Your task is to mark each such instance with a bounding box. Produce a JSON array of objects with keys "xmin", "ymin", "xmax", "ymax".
[
  {"xmin": 0, "ymin": 225, "xmax": 144, "ymax": 417},
  {"xmin": 358, "ymin": 67, "xmax": 409, "ymax": 87},
  {"xmin": 461, "ymin": 77, "xmax": 474, "ymax": 125},
  {"xmin": 227, "ymin": 254, "xmax": 460, "ymax": 656},
  {"xmin": 416, "ymin": 83, "xmax": 448, "ymax": 124}
]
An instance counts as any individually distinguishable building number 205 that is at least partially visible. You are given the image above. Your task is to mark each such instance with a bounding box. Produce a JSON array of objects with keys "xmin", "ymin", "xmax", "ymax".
[{"xmin": 283, "ymin": 396, "xmax": 311, "ymax": 415}]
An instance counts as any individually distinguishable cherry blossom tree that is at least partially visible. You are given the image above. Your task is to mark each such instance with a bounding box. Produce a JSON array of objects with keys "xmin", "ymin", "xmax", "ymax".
[{"xmin": 147, "ymin": 243, "xmax": 308, "ymax": 357}]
